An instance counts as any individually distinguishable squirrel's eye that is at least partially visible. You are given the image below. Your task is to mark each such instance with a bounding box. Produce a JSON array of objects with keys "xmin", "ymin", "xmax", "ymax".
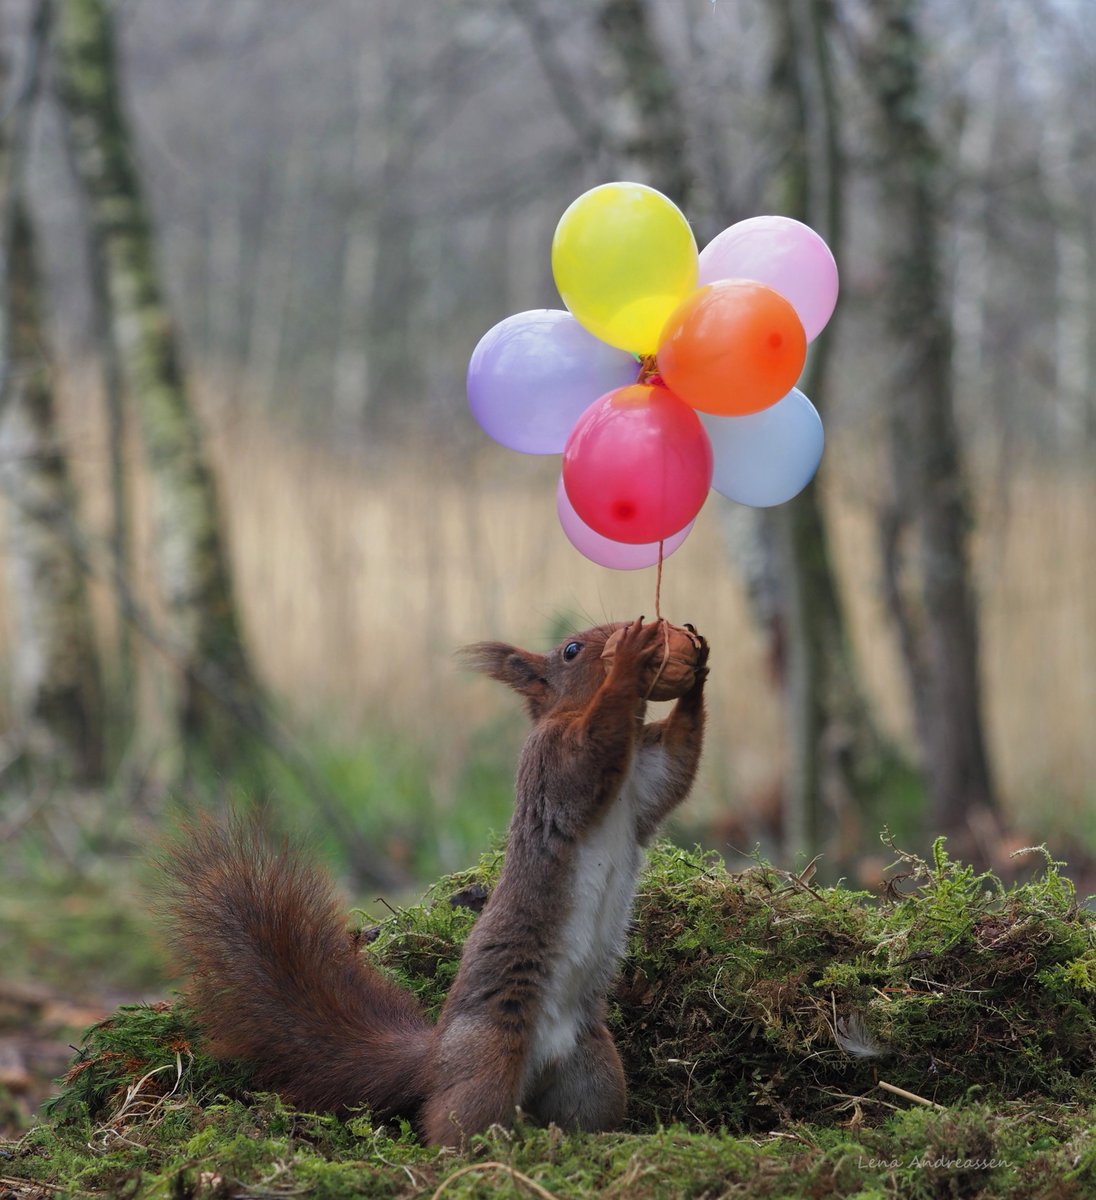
[{"xmin": 563, "ymin": 642, "xmax": 582, "ymax": 662}]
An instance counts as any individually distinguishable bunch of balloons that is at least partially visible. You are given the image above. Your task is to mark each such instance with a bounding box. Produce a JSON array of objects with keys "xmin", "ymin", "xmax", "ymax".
[{"xmin": 467, "ymin": 181, "xmax": 838, "ymax": 569}]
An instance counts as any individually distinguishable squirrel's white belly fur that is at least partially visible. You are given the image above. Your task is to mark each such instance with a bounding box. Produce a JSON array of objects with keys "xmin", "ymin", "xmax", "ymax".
[{"xmin": 527, "ymin": 759, "xmax": 656, "ymax": 1073}]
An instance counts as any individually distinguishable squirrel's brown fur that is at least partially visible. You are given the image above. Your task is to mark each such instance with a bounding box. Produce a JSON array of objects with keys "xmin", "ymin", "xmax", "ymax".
[{"xmin": 162, "ymin": 617, "xmax": 708, "ymax": 1147}]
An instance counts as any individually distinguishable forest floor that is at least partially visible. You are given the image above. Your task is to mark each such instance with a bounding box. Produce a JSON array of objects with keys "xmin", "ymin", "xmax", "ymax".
[{"xmin": 1, "ymin": 839, "xmax": 1093, "ymax": 1199}]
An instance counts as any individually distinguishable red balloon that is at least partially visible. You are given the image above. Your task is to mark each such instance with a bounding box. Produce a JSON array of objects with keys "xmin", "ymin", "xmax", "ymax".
[{"xmin": 562, "ymin": 383, "xmax": 713, "ymax": 544}]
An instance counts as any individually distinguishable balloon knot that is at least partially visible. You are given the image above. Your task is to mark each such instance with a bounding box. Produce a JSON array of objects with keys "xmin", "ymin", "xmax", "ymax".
[{"xmin": 638, "ymin": 354, "xmax": 661, "ymax": 385}]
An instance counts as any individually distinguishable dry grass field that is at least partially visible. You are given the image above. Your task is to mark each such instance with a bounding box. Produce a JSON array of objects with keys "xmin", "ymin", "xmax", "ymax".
[{"xmin": 3, "ymin": 380, "xmax": 1093, "ymax": 845}]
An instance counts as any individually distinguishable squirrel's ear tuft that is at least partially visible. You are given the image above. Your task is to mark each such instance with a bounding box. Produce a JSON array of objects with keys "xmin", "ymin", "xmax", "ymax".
[{"xmin": 457, "ymin": 642, "xmax": 551, "ymax": 718}]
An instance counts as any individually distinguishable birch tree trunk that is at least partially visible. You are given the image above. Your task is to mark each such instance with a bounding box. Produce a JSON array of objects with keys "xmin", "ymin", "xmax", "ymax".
[
  {"xmin": 754, "ymin": 0, "xmax": 905, "ymax": 865},
  {"xmin": 1013, "ymin": 7, "xmax": 1094, "ymax": 445},
  {"xmin": 0, "ymin": 0, "xmax": 101, "ymax": 786},
  {"xmin": 865, "ymin": 0, "xmax": 998, "ymax": 844},
  {"xmin": 332, "ymin": 60, "xmax": 376, "ymax": 441},
  {"xmin": 597, "ymin": 0, "xmax": 694, "ymax": 203},
  {"xmin": 0, "ymin": 191, "xmax": 104, "ymax": 785},
  {"xmin": 53, "ymin": 0, "xmax": 262, "ymax": 773},
  {"xmin": 364, "ymin": 8, "xmax": 426, "ymax": 421}
]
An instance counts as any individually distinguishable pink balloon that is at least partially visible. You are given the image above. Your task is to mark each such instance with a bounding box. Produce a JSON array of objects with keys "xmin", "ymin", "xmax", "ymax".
[
  {"xmin": 562, "ymin": 383, "xmax": 713, "ymax": 544},
  {"xmin": 697, "ymin": 215, "xmax": 838, "ymax": 342},
  {"xmin": 556, "ymin": 477, "xmax": 693, "ymax": 569}
]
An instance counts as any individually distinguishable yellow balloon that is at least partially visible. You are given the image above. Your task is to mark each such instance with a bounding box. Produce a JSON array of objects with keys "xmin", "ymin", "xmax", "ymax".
[{"xmin": 551, "ymin": 182, "xmax": 698, "ymax": 354}]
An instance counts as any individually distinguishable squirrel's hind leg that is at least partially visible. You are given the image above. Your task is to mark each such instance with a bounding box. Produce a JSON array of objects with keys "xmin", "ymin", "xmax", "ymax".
[
  {"xmin": 420, "ymin": 1016, "xmax": 528, "ymax": 1147},
  {"xmin": 525, "ymin": 1022, "xmax": 626, "ymax": 1132}
]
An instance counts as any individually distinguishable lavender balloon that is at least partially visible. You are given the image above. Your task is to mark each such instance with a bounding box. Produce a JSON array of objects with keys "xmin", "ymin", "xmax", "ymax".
[
  {"xmin": 556, "ymin": 476, "xmax": 693, "ymax": 569},
  {"xmin": 468, "ymin": 309, "xmax": 640, "ymax": 454},
  {"xmin": 701, "ymin": 388, "xmax": 824, "ymax": 507},
  {"xmin": 697, "ymin": 216, "xmax": 838, "ymax": 342}
]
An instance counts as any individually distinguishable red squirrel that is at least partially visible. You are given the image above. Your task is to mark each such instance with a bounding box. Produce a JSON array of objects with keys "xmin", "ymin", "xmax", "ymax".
[{"xmin": 163, "ymin": 616, "xmax": 708, "ymax": 1147}]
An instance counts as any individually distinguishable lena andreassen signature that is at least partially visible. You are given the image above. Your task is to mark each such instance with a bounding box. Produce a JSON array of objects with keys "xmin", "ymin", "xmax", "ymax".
[{"xmin": 858, "ymin": 1156, "xmax": 1007, "ymax": 1171}]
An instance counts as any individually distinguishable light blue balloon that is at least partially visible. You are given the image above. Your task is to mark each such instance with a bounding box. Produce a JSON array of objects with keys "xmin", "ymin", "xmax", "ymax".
[
  {"xmin": 701, "ymin": 388, "xmax": 824, "ymax": 507},
  {"xmin": 467, "ymin": 309, "xmax": 640, "ymax": 455}
]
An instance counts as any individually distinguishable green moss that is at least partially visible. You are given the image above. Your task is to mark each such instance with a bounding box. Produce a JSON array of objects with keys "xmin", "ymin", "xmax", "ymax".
[
  {"xmin": 42, "ymin": 1002, "xmax": 227, "ymax": 1125},
  {"xmin": 8, "ymin": 838, "xmax": 1095, "ymax": 1197},
  {"xmin": 8, "ymin": 1102, "xmax": 1096, "ymax": 1199}
]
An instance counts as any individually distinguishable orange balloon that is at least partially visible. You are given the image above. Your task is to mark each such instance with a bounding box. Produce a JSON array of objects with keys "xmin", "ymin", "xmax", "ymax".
[{"xmin": 657, "ymin": 280, "xmax": 807, "ymax": 416}]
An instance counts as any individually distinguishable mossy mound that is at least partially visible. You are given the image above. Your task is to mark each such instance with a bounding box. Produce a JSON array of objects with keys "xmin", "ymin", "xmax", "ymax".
[
  {"xmin": 5, "ymin": 838, "xmax": 1096, "ymax": 1197},
  {"xmin": 616, "ymin": 839, "xmax": 1096, "ymax": 1127},
  {"xmin": 370, "ymin": 837, "xmax": 1096, "ymax": 1129}
]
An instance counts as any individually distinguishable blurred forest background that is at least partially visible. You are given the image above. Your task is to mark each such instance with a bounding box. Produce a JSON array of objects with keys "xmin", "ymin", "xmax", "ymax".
[{"xmin": 0, "ymin": 0, "xmax": 1094, "ymax": 1110}]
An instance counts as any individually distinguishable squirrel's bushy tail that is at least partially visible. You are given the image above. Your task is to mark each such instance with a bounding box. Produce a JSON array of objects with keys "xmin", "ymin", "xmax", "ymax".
[{"xmin": 161, "ymin": 819, "xmax": 432, "ymax": 1116}]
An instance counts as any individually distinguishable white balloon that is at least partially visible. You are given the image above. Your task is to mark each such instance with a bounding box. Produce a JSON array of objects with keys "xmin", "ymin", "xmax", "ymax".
[{"xmin": 702, "ymin": 388, "xmax": 824, "ymax": 507}]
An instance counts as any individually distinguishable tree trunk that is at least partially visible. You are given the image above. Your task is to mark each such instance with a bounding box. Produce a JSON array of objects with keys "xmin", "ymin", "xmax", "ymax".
[
  {"xmin": 0, "ymin": 0, "xmax": 102, "ymax": 786},
  {"xmin": 864, "ymin": 0, "xmax": 998, "ymax": 845},
  {"xmin": 364, "ymin": 9, "xmax": 426, "ymax": 425},
  {"xmin": 53, "ymin": 0, "xmax": 263, "ymax": 774},
  {"xmin": 332, "ymin": 61, "xmax": 376, "ymax": 441},
  {"xmin": 242, "ymin": 134, "xmax": 307, "ymax": 415},
  {"xmin": 597, "ymin": 0, "xmax": 695, "ymax": 204},
  {"xmin": 751, "ymin": 0, "xmax": 907, "ymax": 866},
  {"xmin": 58, "ymin": 124, "xmax": 135, "ymax": 748},
  {"xmin": 0, "ymin": 190, "xmax": 104, "ymax": 785}
]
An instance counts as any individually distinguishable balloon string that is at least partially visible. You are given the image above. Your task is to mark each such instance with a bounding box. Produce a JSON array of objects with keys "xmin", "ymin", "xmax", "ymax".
[
  {"xmin": 655, "ymin": 538, "xmax": 665, "ymax": 620},
  {"xmin": 646, "ymin": 543, "xmax": 670, "ymax": 701},
  {"xmin": 644, "ymin": 357, "xmax": 665, "ymax": 624}
]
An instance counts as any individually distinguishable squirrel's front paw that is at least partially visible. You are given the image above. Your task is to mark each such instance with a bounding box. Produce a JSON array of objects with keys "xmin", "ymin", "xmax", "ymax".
[
  {"xmin": 606, "ymin": 616, "xmax": 663, "ymax": 680},
  {"xmin": 688, "ymin": 627, "xmax": 710, "ymax": 673},
  {"xmin": 602, "ymin": 619, "xmax": 705, "ymax": 700}
]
